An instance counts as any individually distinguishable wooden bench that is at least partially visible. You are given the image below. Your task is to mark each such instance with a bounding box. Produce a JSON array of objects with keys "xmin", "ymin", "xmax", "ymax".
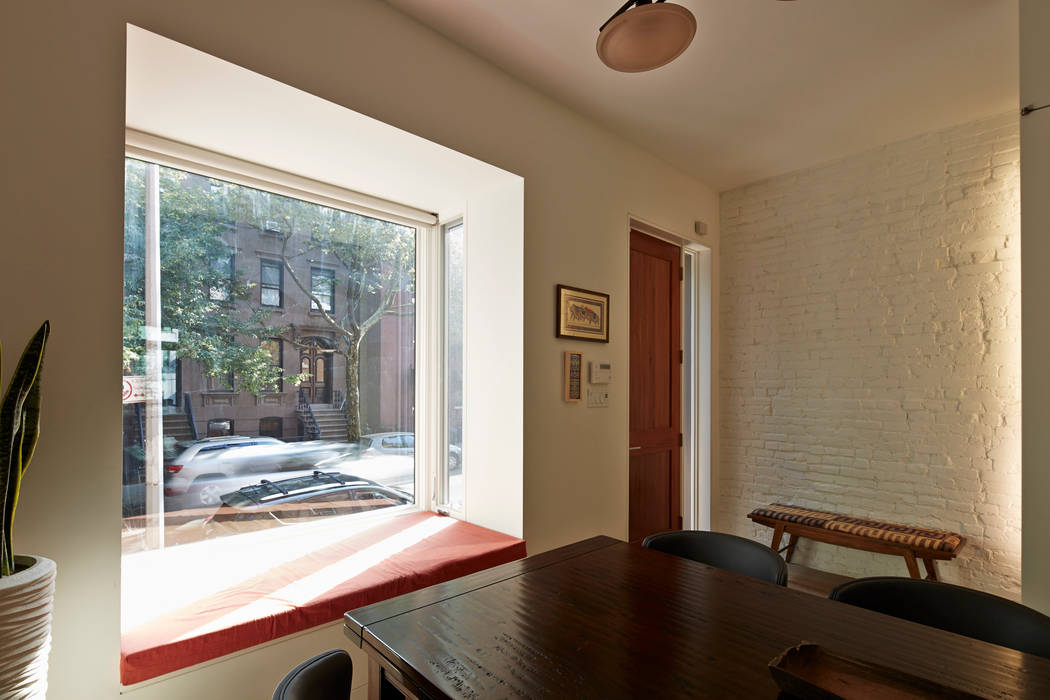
[{"xmin": 747, "ymin": 504, "xmax": 966, "ymax": 581}]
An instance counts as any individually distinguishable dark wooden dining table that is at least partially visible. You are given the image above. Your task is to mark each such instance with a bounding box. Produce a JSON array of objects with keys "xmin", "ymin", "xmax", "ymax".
[{"xmin": 344, "ymin": 535, "xmax": 1050, "ymax": 699}]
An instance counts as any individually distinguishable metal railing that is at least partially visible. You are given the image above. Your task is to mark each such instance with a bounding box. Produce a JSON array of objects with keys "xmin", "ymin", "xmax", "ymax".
[
  {"xmin": 183, "ymin": 391, "xmax": 199, "ymax": 440},
  {"xmin": 297, "ymin": 388, "xmax": 321, "ymax": 440},
  {"xmin": 134, "ymin": 402, "xmax": 145, "ymax": 449}
]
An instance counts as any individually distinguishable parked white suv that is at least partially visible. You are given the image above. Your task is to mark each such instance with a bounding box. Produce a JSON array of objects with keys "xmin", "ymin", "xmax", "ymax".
[
  {"xmin": 164, "ymin": 437, "xmax": 360, "ymax": 508},
  {"xmin": 167, "ymin": 436, "xmax": 284, "ymax": 466},
  {"xmin": 163, "ymin": 436, "xmax": 284, "ymax": 506}
]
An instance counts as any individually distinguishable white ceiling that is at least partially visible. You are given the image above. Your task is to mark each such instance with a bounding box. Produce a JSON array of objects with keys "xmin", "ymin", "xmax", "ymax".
[{"xmin": 385, "ymin": 0, "xmax": 1019, "ymax": 191}]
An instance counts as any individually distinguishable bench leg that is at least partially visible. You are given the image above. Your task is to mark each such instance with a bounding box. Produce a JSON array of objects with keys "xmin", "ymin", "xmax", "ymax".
[
  {"xmin": 784, "ymin": 533, "xmax": 799, "ymax": 563},
  {"xmin": 903, "ymin": 551, "xmax": 922, "ymax": 579},
  {"xmin": 770, "ymin": 524, "xmax": 785, "ymax": 552},
  {"xmin": 922, "ymin": 558, "xmax": 939, "ymax": 581}
]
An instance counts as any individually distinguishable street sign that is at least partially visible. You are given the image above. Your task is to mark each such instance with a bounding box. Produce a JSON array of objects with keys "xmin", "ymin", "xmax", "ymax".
[{"xmin": 122, "ymin": 375, "xmax": 147, "ymax": 404}]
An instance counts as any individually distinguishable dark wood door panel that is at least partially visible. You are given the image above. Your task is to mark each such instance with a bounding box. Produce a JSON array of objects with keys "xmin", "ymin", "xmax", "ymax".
[
  {"xmin": 629, "ymin": 450, "xmax": 673, "ymax": 541},
  {"xmin": 629, "ymin": 250, "xmax": 674, "ymax": 432},
  {"xmin": 629, "ymin": 229, "xmax": 681, "ymax": 541}
]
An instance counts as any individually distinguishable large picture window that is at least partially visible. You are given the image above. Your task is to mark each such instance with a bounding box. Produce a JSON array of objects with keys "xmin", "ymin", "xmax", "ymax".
[
  {"xmin": 119, "ymin": 32, "xmax": 523, "ymax": 685},
  {"xmin": 122, "ymin": 157, "xmax": 417, "ymax": 552}
]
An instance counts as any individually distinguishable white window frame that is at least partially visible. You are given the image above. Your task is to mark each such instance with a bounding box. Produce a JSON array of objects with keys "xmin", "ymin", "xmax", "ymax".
[
  {"xmin": 433, "ymin": 218, "xmax": 466, "ymax": 516},
  {"xmin": 124, "ymin": 131, "xmax": 455, "ymax": 539}
]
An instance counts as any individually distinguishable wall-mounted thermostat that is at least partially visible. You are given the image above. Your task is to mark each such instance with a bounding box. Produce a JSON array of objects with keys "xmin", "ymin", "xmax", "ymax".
[{"xmin": 589, "ymin": 361, "xmax": 612, "ymax": 384}]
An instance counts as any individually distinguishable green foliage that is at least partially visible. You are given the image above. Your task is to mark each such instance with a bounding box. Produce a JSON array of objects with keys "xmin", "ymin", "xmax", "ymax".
[
  {"xmin": 221, "ymin": 186, "xmax": 416, "ymax": 330},
  {"xmin": 124, "ymin": 160, "xmax": 285, "ymax": 394},
  {"xmin": 0, "ymin": 321, "xmax": 50, "ymax": 577},
  {"xmin": 122, "ymin": 158, "xmax": 416, "ymax": 440},
  {"xmin": 250, "ymin": 192, "xmax": 415, "ymax": 441}
]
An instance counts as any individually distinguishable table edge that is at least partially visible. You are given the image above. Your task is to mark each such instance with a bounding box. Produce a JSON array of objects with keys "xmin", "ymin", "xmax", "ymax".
[{"xmin": 343, "ymin": 534, "xmax": 620, "ymax": 646}]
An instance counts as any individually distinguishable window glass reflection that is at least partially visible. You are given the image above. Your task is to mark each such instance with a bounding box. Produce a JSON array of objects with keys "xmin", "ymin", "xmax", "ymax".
[{"xmin": 122, "ymin": 157, "xmax": 417, "ymax": 552}]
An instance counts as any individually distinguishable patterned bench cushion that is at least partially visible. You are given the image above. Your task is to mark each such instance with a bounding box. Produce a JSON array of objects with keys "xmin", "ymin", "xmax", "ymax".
[
  {"xmin": 749, "ymin": 503, "xmax": 837, "ymax": 528},
  {"xmin": 749, "ymin": 503, "xmax": 964, "ymax": 554}
]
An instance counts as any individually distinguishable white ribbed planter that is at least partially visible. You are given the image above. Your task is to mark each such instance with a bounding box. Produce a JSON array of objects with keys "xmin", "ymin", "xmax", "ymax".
[{"xmin": 0, "ymin": 556, "xmax": 55, "ymax": 699}]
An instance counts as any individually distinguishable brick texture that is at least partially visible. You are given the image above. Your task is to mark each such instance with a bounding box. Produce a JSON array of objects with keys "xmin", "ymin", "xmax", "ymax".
[{"xmin": 718, "ymin": 113, "xmax": 1021, "ymax": 597}]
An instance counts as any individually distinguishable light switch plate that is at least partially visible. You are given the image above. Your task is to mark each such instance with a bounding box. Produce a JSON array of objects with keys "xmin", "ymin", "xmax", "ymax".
[{"xmin": 587, "ymin": 389, "xmax": 609, "ymax": 408}]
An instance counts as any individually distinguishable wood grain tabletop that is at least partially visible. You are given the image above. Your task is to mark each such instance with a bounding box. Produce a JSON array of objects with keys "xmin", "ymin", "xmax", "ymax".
[{"xmin": 345, "ymin": 536, "xmax": 1050, "ymax": 699}]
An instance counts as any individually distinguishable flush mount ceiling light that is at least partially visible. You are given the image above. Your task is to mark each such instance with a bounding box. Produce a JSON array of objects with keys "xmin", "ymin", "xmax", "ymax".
[{"xmin": 597, "ymin": 0, "xmax": 697, "ymax": 73}]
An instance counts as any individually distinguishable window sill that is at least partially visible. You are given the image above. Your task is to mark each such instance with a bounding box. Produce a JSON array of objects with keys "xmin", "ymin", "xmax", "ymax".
[{"xmin": 119, "ymin": 510, "xmax": 526, "ymax": 685}]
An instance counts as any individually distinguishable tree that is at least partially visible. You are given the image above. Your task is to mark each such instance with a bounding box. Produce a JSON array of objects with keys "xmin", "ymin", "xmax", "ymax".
[
  {"xmin": 123, "ymin": 158, "xmax": 414, "ymax": 443},
  {"xmin": 227, "ymin": 189, "xmax": 415, "ymax": 442},
  {"xmin": 123, "ymin": 159, "xmax": 286, "ymax": 395}
]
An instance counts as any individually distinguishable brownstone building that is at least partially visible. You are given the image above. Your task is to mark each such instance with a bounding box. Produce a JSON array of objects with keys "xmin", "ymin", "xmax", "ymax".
[{"xmin": 123, "ymin": 212, "xmax": 416, "ymax": 454}]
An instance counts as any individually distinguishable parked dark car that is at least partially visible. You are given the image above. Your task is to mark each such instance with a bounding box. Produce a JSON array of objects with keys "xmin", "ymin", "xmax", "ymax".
[{"xmin": 203, "ymin": 471, "xmax": 413, "ymax": 537}]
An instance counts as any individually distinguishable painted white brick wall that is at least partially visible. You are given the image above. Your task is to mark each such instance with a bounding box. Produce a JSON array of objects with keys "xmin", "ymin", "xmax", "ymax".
[{"xmin": 718, "ymin": 112, "xmax": 1021, "ymax": 597}]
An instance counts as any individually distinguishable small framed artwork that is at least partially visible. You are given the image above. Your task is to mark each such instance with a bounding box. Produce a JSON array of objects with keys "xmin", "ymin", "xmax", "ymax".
[
  {"xmin": 556, "ymin": 284, "xmax": 610, "ymax": 343},
  {"xmin": 564, "ymin": 351, "xmax": 583, "ymax": 402}
]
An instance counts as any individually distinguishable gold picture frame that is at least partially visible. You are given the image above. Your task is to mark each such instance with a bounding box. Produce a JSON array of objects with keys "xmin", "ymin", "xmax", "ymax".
[{"xmin": 556, "ymin": 284, "xmax": 610, "ymax": 343}]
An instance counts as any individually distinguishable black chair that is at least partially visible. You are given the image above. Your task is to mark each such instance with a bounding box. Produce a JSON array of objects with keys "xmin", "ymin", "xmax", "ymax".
[
  {"xmin": 829, "ymin": 576, "xmax": 1050, "ymax": 660},
  {"xmin": 273, "ymin": 649, "xmax": 353, "ymax": 700},
  {"xmin": 641, "ymin": 530, "xmax": 788, "ymax": 586}
]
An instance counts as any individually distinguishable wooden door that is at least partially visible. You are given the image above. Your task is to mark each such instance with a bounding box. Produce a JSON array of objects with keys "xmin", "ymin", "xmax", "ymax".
[
  {"xmin": 629, "ymin": 230, "xmax": 681, "ymax": 542},
  {"xmin": 299, "ymin": 338, "xmax": 332, "ymax": 404}
]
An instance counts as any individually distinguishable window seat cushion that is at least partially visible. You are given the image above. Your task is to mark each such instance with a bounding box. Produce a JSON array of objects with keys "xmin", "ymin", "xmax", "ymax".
[{"xmin": 120, "ymin": 512, "xmax": 526, "ymax": 685}]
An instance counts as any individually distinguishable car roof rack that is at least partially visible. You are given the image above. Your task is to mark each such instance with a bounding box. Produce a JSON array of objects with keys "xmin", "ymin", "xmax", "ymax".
[
  {"xmin": 313, "ymin": 470, "xmax": 348, "ymax": 485},
  {"xmin": 258, "ymin": 479, "xmax": 289, "ymax": 496}
]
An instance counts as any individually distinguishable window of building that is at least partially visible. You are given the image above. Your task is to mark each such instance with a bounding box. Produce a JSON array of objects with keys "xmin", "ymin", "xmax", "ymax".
[
  {"xmin": 209, "ymin": 251, "xmax": 234, "ymax": 301},
  {"xmin": 261, "ymin": 338, "xmax": 283, "ymax": 392},
  {"xmin": 259, "ymin": 417, "xmax": 283, "ymax": 439},
  {"xmin": 207, "ymin": 419, "xmax": 234, "ymax": 437},
  {"xmin": 310, "ymin": 267, "xmax": 335, "ymax": 312},
  {"xmin": 260, "ymin": 259, "xmax": 283, "ymax": 307},
  {"xmin": 205, "ymin": 371, "xmax": 235, "ymax": 392}
]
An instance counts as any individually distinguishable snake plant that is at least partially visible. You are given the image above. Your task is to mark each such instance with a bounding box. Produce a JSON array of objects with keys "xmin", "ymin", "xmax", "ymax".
[{"xmin": 0, "ymin": 321, "xmax": 50, "ymax": 577}]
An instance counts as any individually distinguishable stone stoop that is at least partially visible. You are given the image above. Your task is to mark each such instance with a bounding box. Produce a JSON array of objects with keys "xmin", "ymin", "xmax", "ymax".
[{"xmin": 310, "ymin": 406, "xmax": 349, "ymax": 441}]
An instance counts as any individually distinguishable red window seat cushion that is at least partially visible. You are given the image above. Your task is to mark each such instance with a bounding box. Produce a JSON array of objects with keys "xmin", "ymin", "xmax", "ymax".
[{"xmin": 120, "ymin": 512, "xmax": 526, "ymax": 685}]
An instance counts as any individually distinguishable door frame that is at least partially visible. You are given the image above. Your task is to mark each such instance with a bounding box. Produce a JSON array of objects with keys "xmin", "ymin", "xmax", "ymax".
[
  {"xmin": 627, "ymin": 216, "xmax": 712, "ymax": 532},
  {"xmin": 299, "ymin": 335, "xmax": 334, "ymax": 404}
]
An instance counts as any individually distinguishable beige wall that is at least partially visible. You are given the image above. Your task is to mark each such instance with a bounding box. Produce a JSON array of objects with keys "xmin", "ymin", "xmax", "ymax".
[
  {"xmin": 0, "ymin": 0, "xmax": 718, "ymax": 697},
  {"xmin": 719, "ymin": 113, "xmax": 1022, "ymax": 596},
  {"xmin": 1021, "ymin": 0, "xmax": 1050, "ymax": 615}
]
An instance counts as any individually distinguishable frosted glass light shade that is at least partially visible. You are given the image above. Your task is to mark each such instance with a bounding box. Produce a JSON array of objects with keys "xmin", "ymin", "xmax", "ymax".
[{"xmin": 597, "ymin": 3, "xmax": 697, "ymax": 73}]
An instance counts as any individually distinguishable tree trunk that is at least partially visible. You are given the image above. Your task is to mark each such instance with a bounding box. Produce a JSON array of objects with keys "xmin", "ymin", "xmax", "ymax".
[{"xmin": 344, "ymin": 335, "xmax": 362, "ymax": 443}]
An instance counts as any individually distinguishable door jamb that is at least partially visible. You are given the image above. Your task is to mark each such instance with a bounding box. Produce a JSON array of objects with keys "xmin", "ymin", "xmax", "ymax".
[{"xmin": 627, "ymin": 217, "xmax": 712, "ymax": 532}]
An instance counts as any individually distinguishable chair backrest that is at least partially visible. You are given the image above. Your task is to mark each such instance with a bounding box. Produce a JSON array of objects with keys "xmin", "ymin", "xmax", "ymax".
[
  {"xmin": 829, "ymin": 577, "xmax": 1050, "ymax": 660},
  {"xmin": 641, "ymin": 530, "xmax": 788, "ymax": 586},
  {"xmin": 273, "ymin": 649, "xmax": 353, "ymax": 700}
]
